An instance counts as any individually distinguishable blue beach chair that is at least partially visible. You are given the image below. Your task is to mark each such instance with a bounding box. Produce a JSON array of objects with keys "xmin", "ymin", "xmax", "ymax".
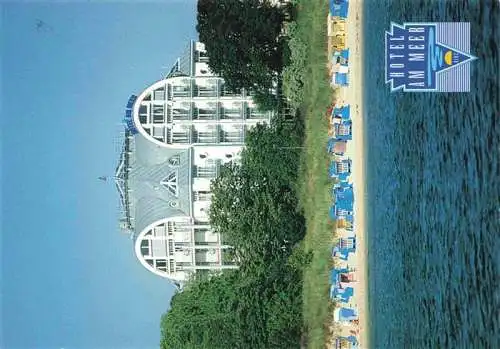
[
  {"xmin": 332, "ymin": 105, "xmax": 351, "ymax": 120},
  {"xmin": 330, "ymin": 0, "xmax": 349, "ymax": 18}
]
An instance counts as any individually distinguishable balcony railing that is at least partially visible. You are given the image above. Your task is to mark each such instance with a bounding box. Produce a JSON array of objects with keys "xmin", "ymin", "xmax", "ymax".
[
  {"xmin": 193, "ymin": 159, "xmax": 221, "ymax": 178},
  {"xmin": 194, "ymin": 86, "xmax": 217, "ymax": 98},
  {"xmin": 193, "ymin": 130, "xmax": 219, "ymax": 144},
  {"xmin": 193, "ymin": 108, "xmax": 218, "ymax": 120},
  {"xmin": 220, "ymin": 108, "xmax": 244, "ymax": 120},
  {"xmin": 166, "ymin": 128, "xmax": 191, "ymax": 144},
  {"xmin": 220, "ymin": 131, "xmax": 244, "ymax": 143}
]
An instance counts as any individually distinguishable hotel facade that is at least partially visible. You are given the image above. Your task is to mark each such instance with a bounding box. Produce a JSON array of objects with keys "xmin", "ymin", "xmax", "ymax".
[{"xmin": 115, "ymin": 41, "xmax": 272, "ymax": 288}]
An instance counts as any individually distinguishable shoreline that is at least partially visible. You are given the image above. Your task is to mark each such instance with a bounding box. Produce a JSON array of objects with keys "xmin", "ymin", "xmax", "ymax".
[
  {"xmin": 328, "ymin": 0, "xmax": 370, "ymax": 348},
  {"xmin": 346, "ymin": 1, "xmax": 369, "ymax": 348}
]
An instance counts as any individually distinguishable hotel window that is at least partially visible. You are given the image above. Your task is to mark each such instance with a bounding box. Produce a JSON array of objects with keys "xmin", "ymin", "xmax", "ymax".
[
  {"xmin": 166, "ymin": 128, "xmax": 172, "ymax": 144},
  {"xmin": 169, "ymin": 260, "xmax": 175, "ymax": 272},
  {"xmin": 172, "ymin": 131, "xmax": 190, "ymax": 144},
  {"xmin": 156, "ymin": 259, "xmax": 167, "ymax": 272},
  {"xmin": 221, "ymin": 107, "xmax": 243, "ymax": 119},
  {"xmin": 166, "ymin": 84, "xmax": 173, "ymax": 100},
  {"xmin": 194, "ymin": 126, "xmax": 218, "ymax": 144},
  {"xmin": 172, "ymin": 109, "xmax": 191, "ymax": 121},
  {"xmin": 197, "ymin": 51, "xmax": 209, "ymax": 63},
  {"xmin": 194, "ymin": 165, "xmax": 216, "ymax": 178},
  {"xmin": 172, "ymin": 80, "xmax": 191, "ymax": 98},
  {"xmin": 140, "ymin": 239, "xmax": 150, "ymax": 256},
  {"xmin": 167, "ymin": 222, "xmax": 174, "ymax": 235},
  {"xmin": 139, "ymin": 105, "xmax": 148, "ymax": 124},
  {"xmin": 154, "ymin": 225, "xmax": 167, "ymax": 238},
  {"xmin": 196, "ymin": 107, "xmax": 217, "ymax": 120},
  {"xmin": 152, "ymin": 105, "xmax": 164, "ymax": 123},
  {"xmin": 153, "ymin": 87, "xmax": 166, "ymax": 101},
  {"xmin": 194, "ymin": 159, "xmax": 219, "ymax": 178},
  {"xmin": 220, "ymin": 127, "xmax": 244, "ymax": 143},
  {"xmin": 153, "ymin": 127, "xmax": 164, "ymax": 140},
  {"xmin": 196, "ymin": 84, "xmax": 217, "ymax": 97},
  {"xmin": 193, "ymin": 191, "xmax": 212, "ymax": 201}
]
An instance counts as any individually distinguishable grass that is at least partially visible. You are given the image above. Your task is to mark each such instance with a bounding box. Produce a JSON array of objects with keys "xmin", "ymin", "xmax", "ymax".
[{"xmin": 286, "ymin": 0, "xmax": 336, "ymax": 348}]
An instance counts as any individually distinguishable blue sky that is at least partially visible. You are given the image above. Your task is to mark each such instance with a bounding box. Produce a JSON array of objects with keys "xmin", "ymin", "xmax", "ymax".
[{"xmin": 1, "ymin": 2, "xmax": 197, "ymax": 348}]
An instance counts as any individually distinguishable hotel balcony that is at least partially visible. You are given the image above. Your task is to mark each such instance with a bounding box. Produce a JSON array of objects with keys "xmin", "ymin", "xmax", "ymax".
[
  {"xmin": 193, "ymin": 159, "xmax": 221, "ymax": 178},
  {"xmin": 220, "ymin": 83, "xmax": 244, "ymax": 98},
  {"xmin": 219, "ymin": 128, "xmax": 245, "ymax": 143},
  {"xmin": 217, "ymin": 100, "xmax": 243, "ymax": 120},
  {"xmin": 192, "ymin": 126, "xmax": 220, "ymax": 144},
  {"xmin": 166, "ymin": 127, "xmax": 192, "ymax": 145},
  {"xmin": 193, "ymin": 83, "xmax": 218, "ymax": 98},
  {"xmin": 195, "ymin": 49, "xmax": 210, "ymax": 63},
  {"xmin": 171, "ymin": 80, "xmax": 192, "ymax": 98},
  {"xmin": 193, "ymin": 107, "xmax": 218, "ymax": 121},
  {"xmin": 169, "ymin": 105, "xmax": 193, "ymax": 122}
]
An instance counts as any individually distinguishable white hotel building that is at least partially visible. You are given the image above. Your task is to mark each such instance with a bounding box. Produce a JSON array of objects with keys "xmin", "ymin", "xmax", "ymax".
[{"xmin": 115, "ymin": 41, "xmax": 272, "ymax": 288}]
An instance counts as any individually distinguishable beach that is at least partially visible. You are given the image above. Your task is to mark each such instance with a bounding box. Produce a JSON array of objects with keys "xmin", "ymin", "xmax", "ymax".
[
  {"xmin": 344, "ymin": 1, "xmax": 369, "ymax": 348},
  {"xmin": 328, "ymin": 0, "xmax": 369, "ymax": 348}
]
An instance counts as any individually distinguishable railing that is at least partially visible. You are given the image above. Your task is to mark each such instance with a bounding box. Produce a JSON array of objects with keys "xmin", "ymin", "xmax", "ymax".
[
  {"xmin": 193, "ymin": 159, "xmax": 221, "ymax": 178},
  {"xmin": 194, "ymin": 86, "xmax": 218, "ymax": 98},
  {"xmin": 220, "ymin": 131, "xmax": 244, "ymax": 143},
  {"xmin": 220, "ymin": 107, "xmax": 244, "ymax": 120},
  {"xmin": 193, "ymin": 130, "xmax": 219, "ymax": 144}
]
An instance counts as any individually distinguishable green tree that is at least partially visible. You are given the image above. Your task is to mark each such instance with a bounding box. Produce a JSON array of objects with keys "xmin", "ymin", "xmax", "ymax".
[
  {"xmin": 209, "ymin": 123, "xmax": 305, "ymax": 268},
  {"xmin": 197, "ymin": 0, "xmax": 286, "ymax": 93},
  {"xmin": 160, "ymin": 123, "xmax": 306, "ymax": 349}
]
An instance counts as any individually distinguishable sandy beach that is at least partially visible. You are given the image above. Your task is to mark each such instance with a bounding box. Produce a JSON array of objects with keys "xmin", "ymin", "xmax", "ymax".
[
  {"xmin": 344, "ymin": 1, "xmax": 369, "ymax": 348},
  {"xmin": 328, "ymin": 0, "xmax": 369, "ymax": 348}
]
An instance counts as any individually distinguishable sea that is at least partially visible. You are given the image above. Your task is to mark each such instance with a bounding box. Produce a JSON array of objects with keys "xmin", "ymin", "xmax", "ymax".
[{"xmin": 363, "ymin": 0, "xmax": 499, "ymax": 348}]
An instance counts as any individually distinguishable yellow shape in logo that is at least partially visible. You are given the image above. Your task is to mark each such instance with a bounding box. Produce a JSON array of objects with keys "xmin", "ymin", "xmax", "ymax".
[{"xmin": 444, "ymin": 50, "xmax": 453, "ymax": 65}]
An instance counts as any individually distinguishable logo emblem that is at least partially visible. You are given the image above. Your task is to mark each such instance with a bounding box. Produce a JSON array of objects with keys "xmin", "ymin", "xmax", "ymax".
[{"xmin": 385, "ymin": 22, "xmax": 476, "ymax": 92}]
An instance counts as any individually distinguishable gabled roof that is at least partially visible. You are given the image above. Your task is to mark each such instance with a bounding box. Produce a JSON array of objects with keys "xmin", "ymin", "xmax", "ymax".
[{"xmin": 115, "ymin": 133, "xmax": 192, "ymax": 236}]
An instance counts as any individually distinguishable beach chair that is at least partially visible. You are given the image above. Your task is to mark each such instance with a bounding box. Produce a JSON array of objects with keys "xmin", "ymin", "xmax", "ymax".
[
  {"xmin": 330, "ymin": 0, "xmax": 349, "ymax": 19},
  {"xmin": 330, "ymin": 268, "xmax": 349, "ymax": 284},
  {"xmin": 335, "ymin": 336, "xmax": 359, "ymax": 348},
  {"xmin": 336, "ymin": 236, "xmax": 356, "ymax": 250},
  {"xmin": 327, "ymin": 139, "xmax": 348, "ymax": 155},
  {"xmin": 332, "ymin": 49, "xmax": 350, "ymax": 67},
  {"xmin": 334, "ymin": 73, "xmax": 349, "ymax": 86},
  {"xmin": 329, "ymin": 159, "xmax": 352, "ymax": 181},
  {"xmin": 330, "ymin": 286, "xmax": 354, "ymax": 303},
  {"xmin": 333, "ymin": 105, "xmax": 351, "ymax": 120},
  {"xmin": 337, "ymin": 218, "xmax": 354, "ymax": 231},
  {"xmin": 332, "ymin": 246, "xmax": 355, "ymax": 261},
  {"xmin": 334, "ymin": 307, "xmax": 358, "ymax": 322},
  {"xmin": 332, "ymin": 35, "xmax": 346, "ymax": 50},
  {"xmin": 334, "ymin": 184, "xmax": 354, "ymax": 202}
]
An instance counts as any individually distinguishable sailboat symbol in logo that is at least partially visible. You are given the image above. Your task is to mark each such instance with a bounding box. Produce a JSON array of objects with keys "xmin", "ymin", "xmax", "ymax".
[{"xmin": 385, "ymin": 22, "xmax": 477, "ymax": 92}]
